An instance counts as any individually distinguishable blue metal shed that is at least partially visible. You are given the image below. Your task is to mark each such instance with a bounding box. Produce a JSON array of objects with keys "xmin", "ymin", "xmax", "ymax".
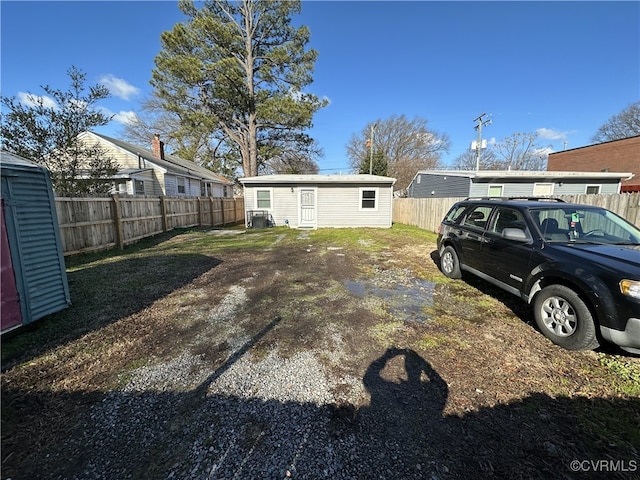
[{"xmin": 1, "ymin": 151, "xmax": 70, "ymax": 333}]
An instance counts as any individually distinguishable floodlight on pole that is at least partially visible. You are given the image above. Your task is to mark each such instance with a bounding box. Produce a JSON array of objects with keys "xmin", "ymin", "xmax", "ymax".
[{"xmin": 473, "ymin": 113, "xmax": 492, "ymax": 171}]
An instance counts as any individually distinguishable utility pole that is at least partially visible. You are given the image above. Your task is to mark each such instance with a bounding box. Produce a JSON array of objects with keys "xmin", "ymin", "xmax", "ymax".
[
  {"xmin": 473, "ymin": 113, "xmax": 492, "ymax": 171},
  {"xmin": 369, "ymin": 122, "xmax": 377, "ymax": 175}
]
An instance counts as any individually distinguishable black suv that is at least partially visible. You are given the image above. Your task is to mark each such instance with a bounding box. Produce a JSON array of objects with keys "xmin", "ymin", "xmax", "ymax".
[{"xmin": 436, "ymin": 197, "xmax": 640, "ymax": 353}]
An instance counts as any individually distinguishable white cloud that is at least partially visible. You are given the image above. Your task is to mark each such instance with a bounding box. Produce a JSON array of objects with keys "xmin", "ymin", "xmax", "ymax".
[
  {"xmin": 536, "ymin": 127, "xmax": 569, "ymax": 141},
  {"xmin": 113, "ymin": 110, "xmax": 139, "ymax": 125},
  {"xmin": 99, "ymin": 74, "xmax": 140, "ymax": 100},
  {"xmin": 18, "ymin": 92, "xmax": 57, "ymax": 109},
  {"xmin": 535, "ymin": 146, "xmax": 555, "ymax": 156},
  {"xmin": 100, "ymin": 106, "xmax": 139, "ymax": 125}
]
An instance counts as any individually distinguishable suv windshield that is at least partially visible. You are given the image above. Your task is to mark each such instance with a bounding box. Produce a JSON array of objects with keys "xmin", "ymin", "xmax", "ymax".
[{"xmin": 531, "ymin": 206, "xmax": 640, "ymax": 244}]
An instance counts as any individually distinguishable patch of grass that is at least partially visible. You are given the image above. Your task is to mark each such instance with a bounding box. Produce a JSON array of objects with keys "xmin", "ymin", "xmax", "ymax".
[
  {"xmin": 415, "ymin": 332, "xmax": 471, "ymax": 352},
  {"xmin": 598, "ymin": 354, "xmax": 640, "ymax": 396},
  {"xmin": 309, "ymin": 224, "xmax": 437, "ymax": 252},
  {"xmin": 369, "ymin": 320, "xmax": 405, "ymax": 346}
]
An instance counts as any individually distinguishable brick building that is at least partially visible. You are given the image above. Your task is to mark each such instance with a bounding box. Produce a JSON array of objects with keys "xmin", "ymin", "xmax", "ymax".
[{"xmin": 547, "ymin": 136, "xmax": 640, "ymax": 192}]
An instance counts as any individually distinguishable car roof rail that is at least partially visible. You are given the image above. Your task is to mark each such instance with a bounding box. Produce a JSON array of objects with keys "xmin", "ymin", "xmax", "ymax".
[
  {"xmin": 463, "ymin": 196, "xmax": 565, "ymax": 203},
  {"xmin": 507, "ymin": 197, "xmax": 565, "ymax": 202}
]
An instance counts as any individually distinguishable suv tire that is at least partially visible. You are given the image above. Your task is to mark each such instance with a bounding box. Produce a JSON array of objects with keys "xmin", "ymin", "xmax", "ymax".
[
  {"xmin": 533, "ymin": 285, "xmax": 599, "ymax": 350},
  {"xmin": 440, "ymin": 246, "xmax": 462, "ymax": 279}
]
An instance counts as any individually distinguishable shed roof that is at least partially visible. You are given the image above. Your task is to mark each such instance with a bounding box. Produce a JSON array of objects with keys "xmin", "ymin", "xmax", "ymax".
[
  {"xmin": 240, "ymin": 174, "xmax": 397, "ymax": 185},
  {"xmin": 0, "ymin": 151, "xmax": 45, "ymax": 170}
]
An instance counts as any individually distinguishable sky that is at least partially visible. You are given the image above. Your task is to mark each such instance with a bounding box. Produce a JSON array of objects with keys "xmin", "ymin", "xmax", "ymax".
[{"xmin": 1, "ymin": 1, "xmax": 639, "ymax": 174}]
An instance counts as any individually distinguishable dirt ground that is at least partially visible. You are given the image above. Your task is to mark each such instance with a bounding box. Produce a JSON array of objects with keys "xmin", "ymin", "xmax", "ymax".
[{"xmin": 2, "ymin": 226, "xmax": 639, "ymax": 479}]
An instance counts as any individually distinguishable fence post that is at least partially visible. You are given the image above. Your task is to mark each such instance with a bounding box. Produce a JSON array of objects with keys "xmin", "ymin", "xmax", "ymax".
[
  {"xmin": 111, "ymin": 194, "xmax": 124, "ymax": 250},
  {"xmin": 197, "ymin": 197, "xmax": 203, "ymax": 227},
  {"xmin": 160, "ymin": 196, "xmax": 168, "ymax": 232}
]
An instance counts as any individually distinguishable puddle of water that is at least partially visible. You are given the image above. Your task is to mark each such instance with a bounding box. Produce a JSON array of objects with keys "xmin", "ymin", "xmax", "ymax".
[{"xmin": 344, "ymin": 277, "xmax": 437, "ymax": 323}]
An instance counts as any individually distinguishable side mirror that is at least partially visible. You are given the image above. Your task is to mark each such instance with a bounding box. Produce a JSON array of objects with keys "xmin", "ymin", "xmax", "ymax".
[{"xmin": 502, "ymin": 227, "xmax": 529, "ymax": 241}]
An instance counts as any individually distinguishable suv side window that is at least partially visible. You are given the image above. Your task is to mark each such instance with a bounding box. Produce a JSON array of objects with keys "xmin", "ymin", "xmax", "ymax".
[
  {"xmin": 462, "ymin": 205, "xmax": 492, "ymax": 230},
  {"xmin": 489, "ymin": 207, "xmax": 529, "ymax": 236},
  {"xmin": 445, "ymin": 205, "xmax": 468, "ymax": 223}
]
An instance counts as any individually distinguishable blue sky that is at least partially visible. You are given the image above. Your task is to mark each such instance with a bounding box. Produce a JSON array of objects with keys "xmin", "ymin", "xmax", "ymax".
[{"xmin": 2, "ymin": 1, "xmax": 639, "ymax": 173}]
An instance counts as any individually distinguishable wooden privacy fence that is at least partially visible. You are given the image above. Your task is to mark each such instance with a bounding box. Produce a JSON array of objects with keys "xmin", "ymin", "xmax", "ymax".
[
  {"xmin": 55, "ymin": 195, "xmax": 245, "ymax": 256},
  {"xmin": 393, "ymin": 193, "xmax": 640, "ymax": 233}
]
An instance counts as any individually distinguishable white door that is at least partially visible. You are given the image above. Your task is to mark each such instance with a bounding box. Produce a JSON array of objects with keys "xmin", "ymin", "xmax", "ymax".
[{"xmin": 298, "ymin": 187, "xmax": 317, "ymax": 228}]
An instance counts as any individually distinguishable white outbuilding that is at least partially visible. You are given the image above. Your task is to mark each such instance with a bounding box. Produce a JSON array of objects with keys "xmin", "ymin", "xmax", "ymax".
[{"xmin": 239, "ymin": 174, "xmax": 396, "ymax": 229}]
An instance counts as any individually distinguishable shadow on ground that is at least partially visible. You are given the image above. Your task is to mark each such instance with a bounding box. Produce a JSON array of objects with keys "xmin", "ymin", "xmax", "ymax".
[
  {"xmin": 1, "ymin": 253, "xmax": 222, "ymax": 367},
  {"xmin": 3, "ymin": 332, "xmax": 638, "ymax": 480}
]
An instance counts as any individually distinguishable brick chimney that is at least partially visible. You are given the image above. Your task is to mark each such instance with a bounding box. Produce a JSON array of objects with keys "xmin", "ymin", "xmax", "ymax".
[{"xmin": 152, "ymin": 133, "xmax": 165, "ymax": 160}]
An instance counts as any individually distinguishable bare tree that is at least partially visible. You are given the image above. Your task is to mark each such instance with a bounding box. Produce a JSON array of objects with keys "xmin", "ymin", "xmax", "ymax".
[
  {"xmin": 492, "ymin": 132, "xmax": 550, "ymax": 171},
  {"xmin": 264, "ymin": 151, "xmax": 319, "ymax": 174},
  {"xmin": 591, "ymin": 101, "xmax": 640, "ymax": 143},
  {"xmin": 451, "ymin": 148, "xmax": 499, "ymax": 170},
  {"xmin": 119, "ymin": 94, "xmax": 238, "ymax": 178},
  {"xmin": 346, "ymin": 114, "xmax": 449, "ymax": 191}
]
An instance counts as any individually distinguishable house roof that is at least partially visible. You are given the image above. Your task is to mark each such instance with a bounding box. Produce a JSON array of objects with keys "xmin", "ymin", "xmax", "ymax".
[
  {"xmin": 413, "ymin": 170, "xmax": 634, "ymax": 182},
  {"xmin": 547, "ymin": 135, "xmax": 640, "ymax": 156},
  {"xmin": 86, "ymin": 132, "xmax": 234, "ymax": 185},
  {"xmin": 240, "ymin": 174, "xmax": 397, "ymax": 185}
]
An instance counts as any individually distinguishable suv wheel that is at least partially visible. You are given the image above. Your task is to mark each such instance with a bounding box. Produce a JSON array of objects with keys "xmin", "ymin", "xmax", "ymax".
[
  {"xmin": 533, "ymin": 285, "xmax": 599, "ymax": 350},
  {"xmin": 440, "ymin": 246, "xmax": 462, "ymax": 279}
]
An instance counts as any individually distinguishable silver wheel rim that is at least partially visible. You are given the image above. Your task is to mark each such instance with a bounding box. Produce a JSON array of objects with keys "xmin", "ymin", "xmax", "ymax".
[
  {"xmin": 442, "ymin": 251, "xmax": 454, "ymax": 274},
  {"xmin": 540, "ymin": 296, "xmax": 577, "ymax": 337}
]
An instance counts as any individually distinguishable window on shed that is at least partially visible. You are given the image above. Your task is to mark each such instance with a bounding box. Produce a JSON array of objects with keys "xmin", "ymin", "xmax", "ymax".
[
  {"xmin": 134, "ymin": 180, "xmax": 145, "ymax": 195},
  {"xmin": 586, "ymin": 185, "xmax": 600, "ymax": 194},
  {"xmin": 256, "ymin": 189, "xmax": 272, "ymax": 209},
  {"xmin": 488, "ymin": 185, "xmax": 503, "ymax": 197},
  {"xmin": 533, "ymin": 183, "xmax": 553, "ymax": 196},
  {"xmin": 177, "ymin": 177, "xmax": 186, "ymax": 194},
  {"xmin": 360, "ymin": 188, "xmax": 378, "ymax": 210}
]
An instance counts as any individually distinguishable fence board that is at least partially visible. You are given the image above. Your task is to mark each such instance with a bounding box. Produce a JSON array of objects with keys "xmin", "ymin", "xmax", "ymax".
[
  {"xmin": 393, "ymin": 193, "xmax": 640, "ymax": 232},
  {"xmin": 55, "ymin": 195, "xmax": 245, "ymax": 256}
]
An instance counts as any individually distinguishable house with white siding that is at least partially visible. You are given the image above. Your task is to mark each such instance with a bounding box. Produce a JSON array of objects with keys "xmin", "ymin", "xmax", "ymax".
[
  {"xmin": 239, "ymin": 174, "xmax": 396, "ymax": 229},
  {"xmin": 73, "ymin": 132, "xmax": 234, "ymax": 197},
  {"xmin": 407, "ymin": 170, "xmax": 633, "ymax": 198}
]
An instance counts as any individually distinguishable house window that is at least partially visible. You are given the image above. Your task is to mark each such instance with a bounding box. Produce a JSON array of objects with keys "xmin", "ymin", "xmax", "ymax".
[
  {"xmin": 134, "ymin": 180, "xmax": 145, "ymax": 195},
  {"xmin": 533, "ymin": 183, "xmax": 553, "ymax": 196},
  {"xmin": 256, "ymin": 189, "xmax": 272, "ymax": 209},
  {"xmin": 488, "ymin": 185, "xmax": 503, "ymax": 197},
  {"xmin": 223, "ymin": 186, "xmax": 229, "ymax": 198},
  {"xmin": 586, "ymin": 185, "xmax": 600, "ymax": 194},
  {"xmin": 360, "ymin": 188, "xmax": 378, "ymax": 210},
  {"xmin": 177, "ymin": 177, "xmax": 186, "ymax": 194}
]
